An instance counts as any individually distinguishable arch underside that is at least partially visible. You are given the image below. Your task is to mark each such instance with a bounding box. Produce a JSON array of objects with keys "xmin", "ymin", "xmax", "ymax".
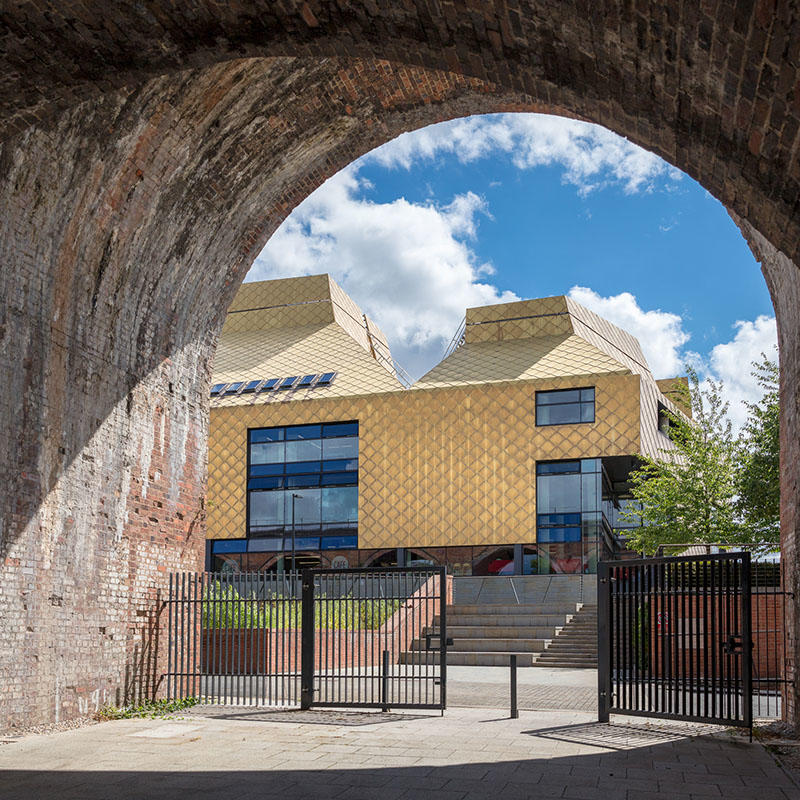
[{"xmin": 1, "ymin": 3, "xmax": 799, "ymax": 730}]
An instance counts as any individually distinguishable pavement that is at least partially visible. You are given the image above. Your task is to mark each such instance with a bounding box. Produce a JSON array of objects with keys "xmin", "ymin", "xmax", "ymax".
[{"xmin": 1, "ymin": 703, "xmax": 797, "ymax": 800}]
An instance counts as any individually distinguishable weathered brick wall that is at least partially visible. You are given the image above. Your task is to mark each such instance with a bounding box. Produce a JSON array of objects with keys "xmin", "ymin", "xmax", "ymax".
[
  {"xmin": 744, "ymin": 221, "xmax": 800, "ymax": 728},
  {"xmin": 0, "ymin": 3, "xmax": 798, "ymax": 730}
]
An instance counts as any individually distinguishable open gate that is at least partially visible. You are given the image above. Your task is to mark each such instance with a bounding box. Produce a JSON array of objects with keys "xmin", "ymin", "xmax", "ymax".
[
  {"xmin": 301, "ymin": 567, "xmax": 447, "ymax": 711},
  {"xmin": 164, "ymin": 566, "xmax": 447, "ymax": 712},
  {"xmin": 598, "ymin": 552, "xmax": 752, "ymax": 731}
]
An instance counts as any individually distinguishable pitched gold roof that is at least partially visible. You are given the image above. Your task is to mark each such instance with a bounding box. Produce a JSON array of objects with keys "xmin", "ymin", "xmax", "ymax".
[
  {"xmin": 414, "ymin": 335, "xmax": 628, "ymax": 389},
  {"xmin": 212, "ymin": 275, "xmax": 404, "ymax": 406}
]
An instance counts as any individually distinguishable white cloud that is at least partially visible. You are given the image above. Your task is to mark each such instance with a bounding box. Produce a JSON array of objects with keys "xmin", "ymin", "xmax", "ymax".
[
  {"xmin": 567, "ymin": 286, "xmax": 690, "ymax": 378},
  {"xmin": 248, "ymin": 168, "xmax": 517, "ymax": 378},
  {"xmin": 704, "ymin": 316, "xmax": 778, "ymax": 430},
  {"xmin": 567, "ymin": 286, "xmax": 778, "ymax": 431},
  {"xmin": 369, "ymin": 113, "xmax": 682, "ymax": 195}
]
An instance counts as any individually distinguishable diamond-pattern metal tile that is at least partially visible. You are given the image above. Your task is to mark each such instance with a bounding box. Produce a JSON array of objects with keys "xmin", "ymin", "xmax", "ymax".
[{"xmin": 207, "ymin": 283, "xmax": 679, "ymax": 549}]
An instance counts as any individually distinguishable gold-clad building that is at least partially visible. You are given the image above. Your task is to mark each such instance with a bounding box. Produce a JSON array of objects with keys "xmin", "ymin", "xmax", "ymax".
[{"xmin": 207, "ymin": 274, "xmax": 682, "ymax": 576}]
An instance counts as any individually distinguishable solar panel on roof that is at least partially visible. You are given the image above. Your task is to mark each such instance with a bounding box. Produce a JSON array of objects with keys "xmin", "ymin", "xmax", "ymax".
[
  {"xmin": 316, "ymin": 372, "xmax": 336, "ymax": 386},
  {"xmin": 224, "ymin": 381, "xmax": 244, "ymax": 395},
  {"xmin": 210, "ymin": 383, "xmax": 227, "ymax": 396},
  {"xmin": 242, "ymin": 379, "xmax": 261, "ymax": 394},
  {"xmin": 258, "ymin": 378, "xmax": 279, "ymax": 393},
  {"xmin": 278, "ymin": 376, "xmax": 298, "ymax": 390},
  {"xmin": 297, "ymin": 374, "xmax": 316, "ymax": 388}
]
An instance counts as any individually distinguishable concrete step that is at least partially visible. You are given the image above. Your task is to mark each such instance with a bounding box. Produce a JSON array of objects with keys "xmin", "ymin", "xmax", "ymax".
[
  {"xmin": 410, "ymin": 637, "xmax": 550, "ymax": 653},
  {"xmin": 440, "ymin": 625, "xmax": 560, "ymax": 639},
  {"xmin": 532, "ymin": 659, "xmax": 598, "ymax": 668},
  {"xmin": 448, "ymin": 603, "xmax": 582, "ymax": 616},
  {"xmin": 438, "ymin": 614, "xmax": 572, "ymax": 627},
  {"xmin": 399, "ymin": 651, "xmax": 537, "ymax": 667}
]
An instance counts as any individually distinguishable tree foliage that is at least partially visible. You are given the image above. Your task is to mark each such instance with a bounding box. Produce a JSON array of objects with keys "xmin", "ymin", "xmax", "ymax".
[
  {"xmin": 622, "ymin": 357, "xmax": 781, "ymax": 555},
  {"xmin": 622, "ymin": 369, "xmax": 740, "ymax": 554},
  {"xmin": 736, "ymin": 353, "xmax": 780, "ymax": 547}
]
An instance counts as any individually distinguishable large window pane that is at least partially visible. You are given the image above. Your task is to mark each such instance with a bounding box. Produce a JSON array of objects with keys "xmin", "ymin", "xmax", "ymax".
[
  {"xmin": 286, "ymin": 424, "xmax": 322, "ymax": 440},
  {"xmin": 286, "ymin": 488, "xmax": 321, "ymax": 526},
  {"xmin": 537, "ymin": 403, "xmax": 581, "ymax": 425},
  {"xmin": 322, "ymin": 486, "xmax": 358, "ymax": 523},
  {"xmin": 249, "ymin": 491, "xmax": 285, "ymax": 529},
  {"xmin": 537, "ymin": 389, "xmax": 581, "ymax": 405},
  {"xmin": 250, "ymin": 441, "xmax": 285, "ymax": 464},
  {"xmin": 285, "ymin": 439, "xmax": 323, "ymax": 462},
  {"xmin": 537, "ymin": 473, "xmax": 581, "ymax": 514},
  {"xmin": 536, "ymin": 387, "xmax": 595, "ymax": 426},
  {"xmin": 323, "ymin": 422, "xmax": 358, "ymax": 438},
  {"xmin": 322, "ymin": 437, "xmax": 358, "ymax": 460}
]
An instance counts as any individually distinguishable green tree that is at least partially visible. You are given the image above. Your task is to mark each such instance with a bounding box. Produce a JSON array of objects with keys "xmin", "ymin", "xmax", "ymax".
[
  {"xmin": 622, "ymin": 369, "xmax": 740, "ymax": 554},
  {"xmin": 736, "ymin": 353, "xmax": 780, "ymax": 549}
]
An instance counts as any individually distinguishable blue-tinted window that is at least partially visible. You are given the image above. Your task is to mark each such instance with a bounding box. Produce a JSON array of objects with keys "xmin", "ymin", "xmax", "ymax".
[
  {"xmin": 536, "ymin": 387, "xmax": 595, "ymax": 426},
  {"xmin": 538, "ymin": 527, "xmax": 582, "ymax": 543},
  {"xmin": 537, "ymin": 461, "xmax": 580, "ymax": 475},
  {"xmin": 279, "ymin": 376, "xmax": 298, "ymax": 389},
  {"xmin": 321, "ymin": 535, "xmax": 358, "ymax": 550},
  {"xmin": 211, "ymin": 383, "xmax": 227, "ymax": 396},
  {"xmin": 536, "ymin": 458, "xmax": 604, "ymax": 546},
  {"xmin": 317, "ymin": 372, "xmax": 336, "ymax": 385},
  {"xmin": 242, "ymin": 379, "xmax": 261, "ymax": 393},
  {"xmin": 250, "ymin": 428, "xmax": 283, "ymax": 443},
  {"xmin": 212, "ymin": 539, "xmax": 247, "ymax": 554},
  {"xmin": 247, "ymin": 422, "xmax": 358, "ymax": 542},
  {"xmin": 297, "ymin": 374, "xmax": 316, "ymax": 387},
  {"xmin": 323, "ymin": 421, "xmax": 357, "ymax": 438},
  {"xmin": 225, "ymin": 382, "xmax": 244, "ymax": 394},
  {"xmin": 260, "ymin": 378, "xmax": 279, "ymax": 392},
  {"xmin": 286, "ymin": 424, "xmax": 322, "ymax": 440}
]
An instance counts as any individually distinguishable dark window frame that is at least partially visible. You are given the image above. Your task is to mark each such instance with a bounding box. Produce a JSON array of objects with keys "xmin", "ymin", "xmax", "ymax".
[
  {"xmin": 535, "ymin": 387, "xmax": 595, "ymax": 426},
  {"xmin": 246, "ymin": 421, "xmax": 359, "ymax": 539}
]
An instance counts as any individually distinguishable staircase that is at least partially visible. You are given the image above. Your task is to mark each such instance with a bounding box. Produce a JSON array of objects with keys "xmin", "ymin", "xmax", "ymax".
[
  {"xmin": 529, "ymin": 604, "xmax": 598, "ymax": 668},
  {"xmin": 399, "ymin": 602, "xmax": 598, "ymax": 668}
]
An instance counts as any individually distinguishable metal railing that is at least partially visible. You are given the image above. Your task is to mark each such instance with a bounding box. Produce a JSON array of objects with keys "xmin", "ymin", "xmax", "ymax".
[
  {"xmin": 165, "ymin": 567, "xmax": 447, "ymax": 712},
  {"xmin": 598, "ymin": 552, "xmax": 753, "ymax": 732}
]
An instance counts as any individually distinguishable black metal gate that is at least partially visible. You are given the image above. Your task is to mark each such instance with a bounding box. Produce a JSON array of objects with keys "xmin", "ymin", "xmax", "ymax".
[
  {"xmin": 301, "ymin": 567, "xmax": 447, "ymax": 712},
  {"xmin": 164, "ymin": 566, "xmax": 447, "ymax": 712},
  {"xmin": 598, "ymin": 552, "xmax": 752, "ymax": 730}
]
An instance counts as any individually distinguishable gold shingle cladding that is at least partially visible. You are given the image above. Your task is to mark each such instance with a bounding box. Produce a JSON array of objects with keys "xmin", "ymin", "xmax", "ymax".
[
  {"xmin": 212, "ymin": 274, "xmax": 403, "ymax": 404},
  {"xmin": 207, "ymin": 281, "xmax": 681, "ymax": 547},
  {"xmin": 208, "ymin": 373, "xmax": 642, "ymax": 546}
]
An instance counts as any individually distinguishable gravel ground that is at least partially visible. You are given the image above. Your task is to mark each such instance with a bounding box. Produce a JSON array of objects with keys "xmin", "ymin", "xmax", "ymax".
[{"xmin": 0, "ymin": 716, "xmax": 101, "ymax": 745}]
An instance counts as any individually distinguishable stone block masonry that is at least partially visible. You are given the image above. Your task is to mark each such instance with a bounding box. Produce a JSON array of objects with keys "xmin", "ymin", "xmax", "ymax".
[{"xmin": 0, "ymin": 3, "xmax": 799, "ymax": 732}]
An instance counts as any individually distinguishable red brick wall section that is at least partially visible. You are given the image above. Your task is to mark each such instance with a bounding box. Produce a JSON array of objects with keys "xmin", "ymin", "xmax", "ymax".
[
  {"xmin": 200, "ymin": 573, "xmax": 451, "ymax": 675},
  {"xmin": 0, "ymin": 4, "xmax": 799, "ymax": 732},
  {"xmin": 647, "ymin": 592, "xmax": 784, "ymax": 681}
]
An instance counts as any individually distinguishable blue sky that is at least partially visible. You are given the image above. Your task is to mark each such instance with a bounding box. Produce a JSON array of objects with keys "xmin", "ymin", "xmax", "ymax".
[{"xmin": 247, "ymin": 113, "xmax": 777, "ymax": 428}]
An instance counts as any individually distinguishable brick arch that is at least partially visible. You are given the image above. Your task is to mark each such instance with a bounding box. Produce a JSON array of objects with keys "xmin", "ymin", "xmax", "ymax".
[{"xmin": 0, "ymin": 5, "xmax": 799, "ymax": 731}]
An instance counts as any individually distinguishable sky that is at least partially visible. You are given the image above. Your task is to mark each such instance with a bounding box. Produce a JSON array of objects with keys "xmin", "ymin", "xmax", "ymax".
[{"xmin": 246, "ymin": 112, "xmax": 778, "ymax": 430}]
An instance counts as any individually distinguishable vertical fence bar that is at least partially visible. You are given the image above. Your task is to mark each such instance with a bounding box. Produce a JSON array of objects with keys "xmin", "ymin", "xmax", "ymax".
[
  {"xmin": 597, "ymin": 560, "xmax": 611, "ymax": 722},
  {"xmin": 742, "ymin": 553, "xmax": 753, "ymax": 732},
  {"xmin": 439, "ymin": 567, "xmax": 447, "ymax": 712},
  {"xmin": 301, "ymin": 569, "xmax": 314, "ymax": 709}
]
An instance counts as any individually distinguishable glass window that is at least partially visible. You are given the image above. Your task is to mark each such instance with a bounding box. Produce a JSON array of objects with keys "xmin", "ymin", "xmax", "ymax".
[
  {"xmin": 249, "ymin": 428, "xmax": 283, "ymax": 443},
  {"xmin": 249, "ymin": 491, "xmax": 285, "ymax": 530},
  {"xmin": 536, "ymin": 387, "xmax": 595, "ymax": 426},
  {"xmin": 322, "ymin": 486, "xmax": 358, "ymax": 523},
  {"xmin": 250, "ymin": 441, "xmax": 285, "ymax": 464},
  {"xmin": 247, "ymin": 422, "xmax": 359, "ymax": 542},
  {"xmin": 538, "ymin": 473, "xmax": 581, "ymax": 514},
  {"xmin": 321, "ymin": 535, "xmax": 358, "ymax": 550},
  {"xmin": 286, "ymin": 424, "xmax": 322, "ymax": 440},
  {"xmin": 323, "ymin": 422, "xmax": 358, "ymax": 438},
  {"xmin": 322, "ymin": 437, "xmax": 358, "ymax": 460},
  {"xmin": 285, "ymin": 439, "xmax": 323, "ymax": 462}
]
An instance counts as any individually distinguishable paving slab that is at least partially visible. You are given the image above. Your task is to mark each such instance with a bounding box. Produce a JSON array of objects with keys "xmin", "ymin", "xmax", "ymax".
[{"xmin": 0, "ymin": 706, "xmax": 796, "ymax": 800}]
